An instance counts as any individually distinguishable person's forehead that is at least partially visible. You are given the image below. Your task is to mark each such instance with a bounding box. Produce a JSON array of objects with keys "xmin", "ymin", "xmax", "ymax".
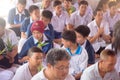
[{"xmin": 55, "ymin": 60, "xmax": 69, "ymax": 66}]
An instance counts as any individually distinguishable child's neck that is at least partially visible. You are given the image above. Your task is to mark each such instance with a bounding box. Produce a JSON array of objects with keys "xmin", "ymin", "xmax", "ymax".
[
  {"xmin": 28, "ymin": 63, "xmax": 38, "ymax": 76},
  {"xmin": 69, "ymin": 43, "xmax": 78, "ymax": 54}
]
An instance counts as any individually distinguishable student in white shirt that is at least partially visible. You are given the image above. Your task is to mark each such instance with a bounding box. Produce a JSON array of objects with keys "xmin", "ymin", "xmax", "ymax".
[
  {"xmin": 88, "ymin": 8, "xmax": 111, "ymax": 57},
  {"xmin": 31, "ymin": 48, "xmax": 75, "ymax": 80},
  {"xmin": 68, "ymin": 0, "xmax": 92, "ymax": 30},
  {"xmin": 103, "ymin": 1, "xmax": 120, "ymax": 35},
  {"xmin": 12, "ymin": 47, "xmax": 43, "ymax": 80},
  {"xmin": 81, "ymin": 49, "xmax": 120, "ymax": 80},
  {"xmin": 51, "ymin": 0, "xmax": 69, "ymax": 33},
  {"xmin": 61, "ymin": 30, "xmax": 88, "ymax": 80}
]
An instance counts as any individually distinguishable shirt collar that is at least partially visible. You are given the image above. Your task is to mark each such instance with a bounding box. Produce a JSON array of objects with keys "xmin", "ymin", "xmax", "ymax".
[
  {"xmin": 16, "ymin": 8, "xmax": 25, "ymax": 15},
  {"xmin": 53, "ymin": 11, "xmax": 62, "ymax": 17},
  {"xmin": 30, "ymin": 17, "xmax": 34, "ymax": 23},
  {"xmin": 33, "ymin": 34, "xmax": 48, "ymax": 44},
  {"xmin": 66, "ymin": 44, "xmax": 82, "ymax": 56},
  {"xmin": 76, "ymin": 10, "xmax": 86, "ymax": 18}
]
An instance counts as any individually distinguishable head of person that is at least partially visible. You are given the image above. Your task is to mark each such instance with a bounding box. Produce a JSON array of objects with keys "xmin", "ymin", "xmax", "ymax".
[
  {"xmin": 93, "ymin": 8, "xmax": 103, "ymax": 22},
  {"xmin": 99, "ymin": 49, "xmax": 116, "ymax": 72},
  {"xmin": 63, "ymin": 0, "xmax": 72, "ymax": 9},
  {"xmin": 53, "ymin": 0, "xmax": 62, "ymax": 15},
  {"xmin": 108, "ymin": 1, "xmax": 117, "ymax": 15},
  {"xmin": 42, "ymin": 0, "xmax": 51, "ymax": 8},
  {"xmin": 0, "ymin": 17, "xmax": 6, "ymax": 37},
  {"xmin": 29, "ymin": 5, "xmax": 40, "ymax": 21},
  {"xmin": 75, "ymin": 25, "xmax": 90, "ymax": 45},
  {"xmin": 96, "ymin": 0, "xmax": 109, "ymax": 12},
  {"xmin": 17, "ymin": 0, "xmax": 26, "ymax": 13},
  {"xmin": 46, "ymin": 48, "xmax": 71, "ymax": 80},
  {"xmin": 31, "ymin": 20, "xmax": 45, "ymax": 40},
  {"xmin": 61, "ymin": 30, "xmax": 76, "ymax": 48},
  {"xmin": 78, "ymin": 0, "xmax": 88, "ymax": 16},
  {"xmin": 28, "ymin": 47, "xmax": 43, "ymax": 67},
  {"xmin": 112, "ymin": 20, "xmax": 120, "ymax": 53},
  {"xmin": 41, "ymin": 10, "xmax": 53, "ymax": 27}
]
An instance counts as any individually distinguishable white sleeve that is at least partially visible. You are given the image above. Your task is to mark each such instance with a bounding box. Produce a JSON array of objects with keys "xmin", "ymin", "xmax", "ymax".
[
  {"xmin": 69, "ymin": 12, "xmax": 75, "ymax": 26},
  {"xmin": 12, "ymin": 67, "xmax": 26, "ymax": 80},
  {"xmin": 81, "ymin": 70, "xmax": 94, "ymax": 80},
  {"xmin": 79, "ymin": 48, "xmax": 88, "ymax": 71}
]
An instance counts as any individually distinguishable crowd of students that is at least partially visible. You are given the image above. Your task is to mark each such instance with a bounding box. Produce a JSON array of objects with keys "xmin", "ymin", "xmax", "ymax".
[{"xmin": 0, "ymin": 0, "xmax": 120, "ymax": 80}]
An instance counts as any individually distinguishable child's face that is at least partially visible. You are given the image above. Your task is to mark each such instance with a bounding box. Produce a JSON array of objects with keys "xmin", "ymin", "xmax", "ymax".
[
  {"xmin": 110, "ymin": 6, "xmax": 117, "ymax": 15},
  {"xmin": 79, "ymin": 4, "xmax": 87, "ymax": 16},
  {"xmin": 95, "ymin": 11, "xmax": 103, "ymax": 22},
  {"xmin": 29, "ymin": 52, "xmax": 43, "ymax": 67},
  {"xmin": 63, "ymin": 1, "xmax": 71, "ymax": 9},
  {"xmin": 75, "ymin": 32, "xmax": 86, "ymax": 45},
  {"xmin": 54, "ymin": 4, "xmax": 62, "ymax": 15},
  {"xmin": 41, "ymin": 16, "xmax": 51, "ymax": 27},
  {"xmin": 17, "ymin": 3, "xmax": 26, "ymax": 13},
  {"xmin": 32, "ymin": 30, "xmax": 43, "ymax": 41},
  {"xmin": 30, "ymin": 9, "xmax": 40, "ymax": 21},
  {"xmin": 42, "ymin": 0, "xmax": 51, "ymax": 8}
]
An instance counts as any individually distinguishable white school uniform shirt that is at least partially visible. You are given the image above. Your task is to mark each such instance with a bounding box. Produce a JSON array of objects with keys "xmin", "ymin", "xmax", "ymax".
[
  {"xmin": 103, "ymin": 11, "xmax": 120, "ymax": 31},
  {"xmin": 88, "ymin": 20, "xmax": 110, "ymax": 52},
  {"xmin": 81, "ymin": 62, "xmax": 120, "ymax": 80},
  {"xmin": 31, "ymin": 68, "xmax": 75, "ymax": 80},
  {"xmin": 1, "ymin": 29, "xmax": 18, "ymax": 46},
  {"xmin": 69, "ymin": 10, "xmax": 92, "ymax": 28},
  {"xmin": 12, "ymin": 63, "xmax": 32, "ymax": 80},
  {"xmin": 106, "ymin": 44, "xmax": 120, "ymax": 73},
  {"xmin": 51, "ymin": 11, "xmax": 69, "ymax": 32},
  {"xmin": 73, "ymin": 3, "xmax": 93, "ymax": 17},
  {"xmin": 66, "ymin": 46, "xmax": 88, "ymax": 75}
]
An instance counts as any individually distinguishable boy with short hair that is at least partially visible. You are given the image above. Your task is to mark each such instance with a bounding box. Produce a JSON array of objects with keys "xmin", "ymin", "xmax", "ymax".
[
  {"xmin": 51, "ymin": 0, "xmax": 69, "ymax": 33},
  {"xmin": 75, "ymin": 25, "xmax": 95, "ymax": 66},
  {"xmin": 20, "ymin": 5, "xmax": 40, "ymax": 38},
  {"xmin": 67, "ymin": 0, "xmax": 92, "ymax": 30},
  {"xmin": 88, "ymin": 8, "xmax": 111, "ymax": 57},
  {"xmin": 103, "ymin": 1, "xmax": 120, "ymax": 35},
  {"xmin": 61, "ymin": 30, "xmax": 88, "ymax": 79},
  {"xmin": 8, "ymin": 0, "xmax": 29, "ymax": 37},
  {"xmin": 12, "ymin": 47, "xmax": 43, "ymax": 80}
]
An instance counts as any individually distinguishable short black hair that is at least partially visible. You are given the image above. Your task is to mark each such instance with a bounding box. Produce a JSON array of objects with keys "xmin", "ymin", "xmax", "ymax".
[
  {"xmin": 108, "ymin": 1, "xmax": 117, "ymax": 8},
  {"xmin": 18, "ymin": 0, "xmax": 26, "ymax": 5},
  {"xmin": 41, "ymin": 10, "xmax": 53, "ymax": 20},
  {"xmin": 53, "ymin": 0, "xmax": 62, "ymax": 7},
  {"xmin": 93, "ymin": 8, "xmax": 102, "ymax": 16},
  {"xmin": 64, "ymin": 0, "xmax": 72, "ymax": 2},
  {"xmin": 0, "ymin": 17, "xmax": 6, "ymax": 28},
  {"xmin": 28, "ymin": 46, "xmax": 43, "ymax": 57},
  {"xmin": 62, "ymin": 30, "xmax": 76, "ymax": 43},
  {"xmin": 29, "ymin": 5, "xmax": 39, "ymax": 13},
  {"xmin": 46, "ymin": 48, "xmax": 71, "ymax": 66},
  {"xmin": 75, "ymin": 25, "xmax": 90, "ymax": 37},
  {"xmin": 79, "ymin": 0, "xmax": 88, "ymax": 6}
]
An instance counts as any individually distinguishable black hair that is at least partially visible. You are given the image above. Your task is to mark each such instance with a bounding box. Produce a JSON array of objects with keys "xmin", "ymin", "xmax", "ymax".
[
  {"xmin": 108, "ymin": 1, "xmax": 117, "ymax": 8},
  {"xmin": 29, "ymin": 5, "xmax": 39, "ymax": 13},
  {"xmin": 75, "ymin": 25, "xmax": 90, "ymax": 37},
  {"xmin": 41, "ymin": 10, "xmax": 53, "ymax": 20},
  {"xmin": 28, "ymin": 46, "xmax": 43, "ymax": 57},
  {"xmin": 93, "ymin": 8, "xmax": 102, "ymax": 16},
  {"xmin": 62, "ymin": 30, "xmax": 76, "ymax": 43},
  {"xmin": 53, "ymin": 0, "xmax": 62, "ymax": 7},
  {"xmin": 79, "ymin": 0, "xmax": 88, "ymax": 7}
]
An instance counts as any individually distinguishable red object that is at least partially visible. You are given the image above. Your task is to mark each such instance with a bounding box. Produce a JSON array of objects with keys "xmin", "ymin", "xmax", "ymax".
[{"xmin": 31, "ymin": 20, "xmax": 45, "ymax": 33}]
